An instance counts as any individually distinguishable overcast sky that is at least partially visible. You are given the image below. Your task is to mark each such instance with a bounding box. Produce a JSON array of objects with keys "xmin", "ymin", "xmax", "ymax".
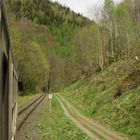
[{"xmin": 50, "ymin": 0, "xmax": 123, "ymax": 20}]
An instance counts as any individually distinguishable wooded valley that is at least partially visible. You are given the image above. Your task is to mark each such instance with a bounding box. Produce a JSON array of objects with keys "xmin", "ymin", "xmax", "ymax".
[{"xmin": 5, "ymin": 0, "xmax": 140, "ymax": 139}]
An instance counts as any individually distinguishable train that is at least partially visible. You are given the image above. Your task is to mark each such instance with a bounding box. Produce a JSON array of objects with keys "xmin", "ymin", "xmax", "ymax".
[{"xmin": 0, "ymin": 1, "xmax": 18, "ymax": 140}]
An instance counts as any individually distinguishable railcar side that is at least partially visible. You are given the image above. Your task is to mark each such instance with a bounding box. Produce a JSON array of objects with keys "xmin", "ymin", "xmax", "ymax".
[{"xmin": 0, "ymin": 1, "xmax": 18, "ymax": 140}]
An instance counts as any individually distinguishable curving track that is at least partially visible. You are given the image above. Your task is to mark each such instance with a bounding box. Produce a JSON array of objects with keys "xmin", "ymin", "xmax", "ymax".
[{"xmin": 17, "ymin": 94, "xmax": 46, "ymax": 132}]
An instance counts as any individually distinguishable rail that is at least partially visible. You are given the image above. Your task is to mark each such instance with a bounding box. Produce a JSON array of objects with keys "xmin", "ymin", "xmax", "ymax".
[{"xmin": 17, "ymin": 94, "xmax": 46, "ymax": 132}]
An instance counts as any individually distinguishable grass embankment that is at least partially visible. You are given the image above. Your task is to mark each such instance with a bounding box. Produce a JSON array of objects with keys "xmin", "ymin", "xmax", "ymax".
[
  {"xmin": 18, "ymin": 93, "xmax": 42, "ymax": 110},
  {"xmin": 61, "ymin": 58, "xmax": 140, "ymax": 140},
  {"xmin": 36, "ymin": 96, "xmax": 90, "ymax": 140}
]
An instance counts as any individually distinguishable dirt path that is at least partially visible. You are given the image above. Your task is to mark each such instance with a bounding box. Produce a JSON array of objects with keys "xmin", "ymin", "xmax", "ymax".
[{"xmin": 57, "ymin": 94, "xmax": 128, "ymax": 140}]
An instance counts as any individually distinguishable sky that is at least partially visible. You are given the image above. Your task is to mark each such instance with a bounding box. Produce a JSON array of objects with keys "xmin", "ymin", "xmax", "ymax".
[{"xmin": 50, "ymin": 0, "xmax": 123, "ymax": 20}]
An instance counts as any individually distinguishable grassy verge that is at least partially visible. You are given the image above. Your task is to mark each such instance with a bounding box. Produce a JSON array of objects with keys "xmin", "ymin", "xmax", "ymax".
[
  {"xmin": 36, "ymin": 96, "xmax": 90, "ymax": 140},
  {"xmin": 18, "ymin": 93, "xmax": 42, "ymax": 110},
  {"xmin": 61, "ymin": 59, "xmax": 140, "ymax": 140}
]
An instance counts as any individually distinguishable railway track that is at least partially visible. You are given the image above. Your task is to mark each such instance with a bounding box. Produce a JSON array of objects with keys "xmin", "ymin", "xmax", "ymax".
[{"xmin": 17, "ymin": 94, "xmax": 46, "ymax": 132}]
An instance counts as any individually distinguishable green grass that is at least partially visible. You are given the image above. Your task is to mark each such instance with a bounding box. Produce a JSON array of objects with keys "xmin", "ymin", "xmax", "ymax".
[
  {"xmin": 36, "ymin": 97, "xmax": 90, "ymax": 140},
  {"xmin": 18, "ymin": 93, "xmax": 42, "ymax": 110},
  {"xmin": 61, "ymin": 59, "xmax": 140, "ymax": 140}
]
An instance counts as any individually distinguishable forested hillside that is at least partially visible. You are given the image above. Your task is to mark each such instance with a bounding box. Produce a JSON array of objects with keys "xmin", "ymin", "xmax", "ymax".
[
  {"xmin": 6, "ymin": 0, "xmax": 91, "ymax": 92},
  {"xmin": 9, "ymin": 0, "xmax": 91, "ymax": 27},
  {"xmin": 7, "ymin": 0, "xmax": 140, "ymax": 89}
]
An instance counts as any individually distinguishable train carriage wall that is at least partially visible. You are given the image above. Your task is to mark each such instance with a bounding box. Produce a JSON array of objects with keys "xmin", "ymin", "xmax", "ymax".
[{"xmin": 0, "ymin": 1, "xmax": 18, "ymax": 140}]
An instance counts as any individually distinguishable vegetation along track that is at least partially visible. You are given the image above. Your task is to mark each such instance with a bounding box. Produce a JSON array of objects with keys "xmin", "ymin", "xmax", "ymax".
[
  {"xmin": 17, "ymin": 94, "xmax": 46, "ymax": 132},
  {"xmin": 57, "ymin": 94, "xmax": 128, "ymax": 140}
]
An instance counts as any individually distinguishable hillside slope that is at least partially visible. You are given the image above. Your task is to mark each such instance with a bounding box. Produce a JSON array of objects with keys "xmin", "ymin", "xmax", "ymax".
[{"xmin": 61, "ymin": 57, "xmax": 140, "ymax": 140}]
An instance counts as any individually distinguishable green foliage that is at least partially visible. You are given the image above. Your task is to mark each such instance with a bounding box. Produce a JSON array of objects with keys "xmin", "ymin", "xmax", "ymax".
[
  {"xmin": 32, "ymin": 41, "xmax": 48, "ymax": 70},
  {"xmin": 7, "ymin": 0, "xmax": 140, "ymax": 93},
  {"xmin": 10, "ymin": 0, "xmax": 90, "ymax": 27},
  {"xmin": 104, "ymin": 0, "xmax": 115, "ymax": 18},
  {"xmin": 61, "ymin": 58, "xmax": 140, "ymax": 139},
  {"xmin": 46, "ymin": 25, "xmax": 77, "ymax": 59},
  {"xmin": 8, "ymin": 15, "xmax": 50, "ymax": 92}
]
